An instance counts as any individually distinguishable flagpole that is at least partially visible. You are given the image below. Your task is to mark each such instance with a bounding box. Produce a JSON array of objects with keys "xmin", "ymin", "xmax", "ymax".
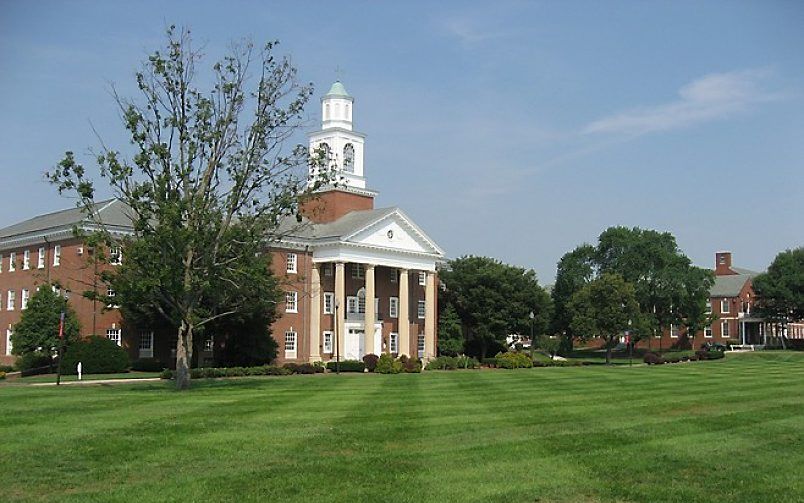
[{"xmin": 56, "ymin": 311, "xmax": 65, "ymax": 386}]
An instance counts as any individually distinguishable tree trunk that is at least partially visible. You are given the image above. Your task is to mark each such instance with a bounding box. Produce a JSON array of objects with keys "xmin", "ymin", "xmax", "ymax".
[
  {"xmin": 175, "ymin": 321, "xmax": 194, "ymax": 390},
  {"xmin": 605, "ymin": 340, "xmax": 612, "ymax": 365}
]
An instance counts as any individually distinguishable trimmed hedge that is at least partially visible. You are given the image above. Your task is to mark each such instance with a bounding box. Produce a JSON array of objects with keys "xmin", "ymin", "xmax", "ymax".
[
  {"xmin": 363, "ymin": 353, "xmax": 379, "ymax": 372},
  {"xmin": 61, "ymin": 336, "xmax": 130, "ymax": 374},
  {"xmin": 376, "ymin": 353, "xmax": 403, "ymax": 374},
  {"xmin": 131, "ymin": 358, "xmax": 165, "ymax": 372},
  {"xmin": 495, "ymin": 352, "xmax": 533, "ymax": 369},
  {"xmin": 161, "ymin": 364, "xmax": 295, "ymax": 380},
  {"xmin": 326, "ymin": 360, "xmax": 366, "ymax": 372}
]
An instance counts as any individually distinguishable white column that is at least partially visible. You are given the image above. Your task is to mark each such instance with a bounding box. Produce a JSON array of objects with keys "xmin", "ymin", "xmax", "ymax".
[
  {"xmin": 335, "ymin": 262, "xmax": 346, "ymax": 360},
  {"xmin": 364, "ymin": 264, "xmax": 376, "ymax": 355},
  {"xmin": 424, "ymin": 271, "xmax": 436, "ymax": 361},
  {"xmin": 398, "ymin": 269, "xmax": 410, "ymax": 357},
  {"xmin": 309, "ymin": 264, "xmax": 321, "ymax": 362}
]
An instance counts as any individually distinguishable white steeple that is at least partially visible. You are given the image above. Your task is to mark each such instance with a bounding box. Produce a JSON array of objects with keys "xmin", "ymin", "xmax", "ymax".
[{"xmin": 308, "ymin": 81, "xmax": 368, "ymax": 191}]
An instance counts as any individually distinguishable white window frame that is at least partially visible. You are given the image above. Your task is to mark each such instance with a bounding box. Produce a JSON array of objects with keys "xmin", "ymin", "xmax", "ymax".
[
  {"xmin": 389, "ymin": 297, "xmax": 399, "ymax": 318},
  {"xmin": 109, "ymin": 246, "xmax": 123, "ymax": 265},
  {"xmin": 721, "ymin": 299, "xmax": 730, "ymax": 314},
  {"xmin": 418, "ymin": 271, "xmax": 426, "ymax": 286},
  {"xmin": 9, "ymin": 252, "xmax": 15, "ymax": 272},
  {"xmin": 107, "ymin": 286, "xmax": 118, "ymax": 308},
  {"xmin": 23, "ymin": 250, "xmax": 30, "ymax": 270},
  {"xmin": 670, "ymin": 324, "xmax": 679, "ymax": 338},
  {"xmin": 0, "ymin": 253, "xmax": 3, "ymax": 273},
  {"xmin": 7, "ymin": 290, "xmax": 15, "ymax": 311},
  {"xmin": 704, "ymin": 326, "xmax": 713, "ymax": 338},
  {"xmin": 417, "ymin": 334, "xmax": 425, "ymax": 358},
  {"xmin": 721, "ymin": 321, "xmax": 730, "ymax": 338},
  {"xmin": 21, "ymin": 289, "xmax": 29, "ymax": 310},
  {"xmin": 417, "ymin": 300, "xmax": 426, "ymax": 319},
  {"xmin": 323, "ymin": 331, "xmax": 333, "ymax": 353},
  {"xmin": 705, "ymin": 301, "xmax": 712, "ymax": 314},
  {"xmin": 284, "ymin": 330, "xmax": 297, "ymax": 359},
  {"xmin": 390, "ymin": 268, "xmax": 398, "ymax": 283},
  {"xmin": 390, "ymin": 332, "xmax": 399, "ymax": 354},
  {"xmin": 323, "ymin": 292, "xmax": 334, "ymax": 314},
  {"xmin": 347, "ymin": 295, "xmax": 359, "ymax": 314},
  {"xmin": 286, "ymin": 253, "xmax": 297, "ymax": 274},
  {"xmin": 107, "ymin": 328, "xmax": 122, "ymax": 346},
  {"xmin": 53, "ymin": 245, "xmax": 61, "ymax": 266},
  {"xmin": 6, "ymin": 327, "xmax": 12, "ymax": 356},
  {"xmin": 138, "ymin": 331, "xmax": 154, "ymax": 358},
  {"xmin": 285, "ymin": 291, "xmax": 298, "ymax": 313},
  {"xmin": 37, "ymin": 247, "xmax": 45, "ymax": 269},
  {"xmin": 203, "ymin": 335, "xmax": 214, "ymax": 352}
]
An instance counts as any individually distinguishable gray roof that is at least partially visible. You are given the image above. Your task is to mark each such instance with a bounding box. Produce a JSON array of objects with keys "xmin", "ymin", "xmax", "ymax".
[
  {"xmin": 0, "ymin": 199, "xmax": 134, "ymax": 249},
  {"xmin": 276, "ymin": 207, "xmax": 398, "ymax": 241},
  {"xmin": 710, "ymin": 271, "xmax": 757, "ymax": 298}
]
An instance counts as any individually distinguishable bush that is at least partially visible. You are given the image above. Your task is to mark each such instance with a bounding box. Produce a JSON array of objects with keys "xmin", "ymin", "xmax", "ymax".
[
  {"xmin": 325, "ymin": 360, "xmax": 365, "ymax": 372},
  {"xmin": 362, "ymin": 353, "xmax": 379, "ymax": 372},
  {"xmin": 263, "ymin": 365, "xmax": 291, "ymax": 376},
  {"xmin": 0, "ymin": 371, "xmax": 5, "ymax": 380},
  {"xmin": 0, "ymin": 364, "xmax": 14, "ymax": 373},
  {"xmin": 481, "ymin": 357, "xmax": 498, "ymax": 368},
  {"xmin": 696, "ymin": 350, "xmax": 725, "ymax": 360},
  {"xmin": 495, "ymin": 352, "xmax": 533, "ymax": 369},
  {"xmin": 160, "ymin": 368, "xmax": 173, "ymax": 379},
  {"xmin": 283, "ymin": 362, "xmax": 299, "ymax": 374},
  {"xmin": 131, "ymin": 358, "xmax": 164, "ymax": 372},
  {"xmin": 375, "ymin": 353, "xmax": 403, "ymax": 374},
  {"xmin": 643, "ymin": 352, "xmax": 663, "ymax": 365},
  {"xmin": 456, "ymin": 355, "xmax": 479, "ymax": 369},
  {"xmin": 426, "ymin": 356, "xmax": 458, "ymax": 370},
  {"xmin": 296, "ymin": 363, "xmax": 323, "ymax": 374},
  {"xmin": 403, "ymin": 356, "xmax": 422, "ymax": 373},
  {"xmin": 17, "ymin": 352, "xmax": 53, "ymax": 373},
  {"xmin": 61, "ymin": 336, "xmax": 130, "ymax": 374}
]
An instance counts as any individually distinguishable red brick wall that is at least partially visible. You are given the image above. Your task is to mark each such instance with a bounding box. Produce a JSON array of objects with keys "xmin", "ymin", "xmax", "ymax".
[{"xmin": 300, "ymin": 189, "xmax": 374, "ymax": 223}]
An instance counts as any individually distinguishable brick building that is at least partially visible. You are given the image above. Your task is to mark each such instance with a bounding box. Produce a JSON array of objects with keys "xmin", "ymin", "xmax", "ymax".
[{"xmin": 0, "ymin": 81, "xmax": 445, "ymax": 367}]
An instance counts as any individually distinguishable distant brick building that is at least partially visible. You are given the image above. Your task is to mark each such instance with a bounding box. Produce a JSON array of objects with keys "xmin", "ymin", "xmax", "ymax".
[{"xmin": 0, "ymin": 81, "xmax": 445, "ymax": 367}]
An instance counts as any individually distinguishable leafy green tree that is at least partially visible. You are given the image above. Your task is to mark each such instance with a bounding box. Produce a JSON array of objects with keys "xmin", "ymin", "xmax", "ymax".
[
  {"xmin": 537, "ymin": 334, "xmax": 560, "ymax": 360},
  {"xmin": 440, "ymin": 256, "xmax": 552, "ymax": 359},
  {"xmin": 437, "ymin": 303, "xmax": 464, "ymax": 356},
  {"xmin": 677, "ymin": 266, "xmax": 717, "ymax": 348},
  {"xmin": 48, "ymin": 27, "xmax": 330, "ymax": 389},
  {"xmin": 11, "ymin": 286, "xmax": 80, "ymax": 366},
  {"xmin": 753, "ymin": 248, "xmax": 804, "ymax": 347},
  {"xmin": 568, "ymin": 273, "xmax": 644, "ymax": 364},
  {"xmin": 551, "ymin": 244, "xmax": 596, "ymax": 351}
]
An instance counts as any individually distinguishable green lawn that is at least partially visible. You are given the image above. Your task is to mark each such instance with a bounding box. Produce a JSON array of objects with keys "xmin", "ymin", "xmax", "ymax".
[
  {"xmin": 7, "ymin": 371, "xmax": 161, "ymax": 384},
  {"xmin": 1, "ymin": 352, "xmax": 802, "ymax": 502}
]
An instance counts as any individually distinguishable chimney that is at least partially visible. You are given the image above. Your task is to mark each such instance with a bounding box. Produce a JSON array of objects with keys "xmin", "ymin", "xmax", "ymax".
[{"xmin": 715, "ymin": 251, "xmax": 735, "ymax": 276}]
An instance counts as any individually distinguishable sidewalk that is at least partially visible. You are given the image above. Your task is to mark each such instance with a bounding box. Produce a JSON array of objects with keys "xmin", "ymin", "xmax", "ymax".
[{"xmin": 31, "ymin": 377, "xmax": 163, "ymax": 386}]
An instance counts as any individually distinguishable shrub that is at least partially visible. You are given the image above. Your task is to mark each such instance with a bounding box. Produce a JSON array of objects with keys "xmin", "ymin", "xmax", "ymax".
[
  {"xmin": 0, "ymin": 364, "xmax": 14, "ymax": 373},
  {"xmin": 402, "ymin": 356, "xmax": 422, "ymax": 373},
  {"xmin": 61, "ymin": 336, "xmax": 130, "ymax": 374},
  {"xmin": 643, "ymin": 352, "xmax": 663, "ymax": 365},
  {"xmin": 456, "ymin": 355, "xmax": 479, "ymax": 369},
  {"xmin": 495, "ymin": 352, "xmax": 533, "ymax": 369},
  {"xmin": 17, "ymin": 352, "xmax": 53, "ymax": 373},
  {"xmin": 131, "ymin": 358, "xmax": 164, "ymax": 372},
  {"xmin": 481, "ymin": 357, "xmax": 498, "ymax": 368},
  {"xmin": 0, "ymin": 371, "xmax": 6, "ymax": 380},
  {"xmin": 696, "ymin": 350, "xmax": 725, "ymax": 360},
  {"xmin": 296, "ymin": 363, "xmax": 323, "ymax": 374},
  {"xmin": 363, "ymin": 353, "xmax": 379, "ymax": 372},
  {"xmin": 325, "ymin": 360, "xmax": 365, "ymax": 372},
  {"xmin": 160, "ymin": 369, "xmax": 173, "ymax": 379},
  {"xmin": 283, "ymin": 363, "xmax": 299, "ymax": 374},
  {"xmin": 264, "ymin": 365, "xmax": 291, "ymax": 376},
  {"xmin": 376, "ymin": 353, "xmax": 403, "ymax": 374},
  {"xmin": 426, "ymin": 356, "xmax": 458, "ymax": 370}
]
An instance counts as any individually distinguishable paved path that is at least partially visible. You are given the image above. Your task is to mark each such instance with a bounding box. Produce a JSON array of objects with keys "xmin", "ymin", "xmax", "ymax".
[{"xmin": 31, "ymin": 378, "xmax": 162, "ymax": 386}]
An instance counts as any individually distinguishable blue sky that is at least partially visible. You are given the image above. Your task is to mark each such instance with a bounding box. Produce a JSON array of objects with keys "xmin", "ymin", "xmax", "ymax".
[{"xmin": 1, "ymin": 1, "xmax": 802, "ymax": 283}]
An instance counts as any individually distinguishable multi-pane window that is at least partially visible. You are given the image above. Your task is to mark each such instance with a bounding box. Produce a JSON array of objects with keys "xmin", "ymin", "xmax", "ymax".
[
  {"xmin": 286, "ymin": 253, "xmax": 297, "ymax": 274},
  {"xmin": 722, "ymin": 321, "xmax": 730, "ymax": 338},
  {"xmin": 324, "ymin": 263, "xmax": 333, "ymax": 277},
  {"xmin": 7, "ymin": 290, "xmax": 15, "ymax": 310},
  {"xmin": 284, "ymin": 331, "xmax": 297, "ymax": 358},
  {"xmin": 347, "ymin": 296, "xmax": 359, "ymax": 314},
  {"xmin": 21, "ymin": 289, "xmax": 29, "ymax": 310},
  {"xmin": 419, "ymin": 271, "xmax": 426, "ymax": 286},
  {"xmin": 285, "ymin": 291, "xmax": 298, "ymax": 313},
  {"xmin": 357, "ymin": 289, "xmax": 366, "ymax": 314},
  {"xmin": 417, "ymin": 334, "xmax": 425, "ymax": 357},
  {"xmin": 203, "ymin": 336, "xmax": 214, "ymax": 352},
  {"xmin": 390, "ymin": 268, "xmax": 398, "ymax": 283},
  {"xmin": 352, "ymin": 263, "xmax": 364, "ymax": 279},
  {"xmin": 53, "ymin": 245, "xmax": 61, "ymax": 266},
  {"xmin": 23, "ymin": 250, "xmax": 30, "ymax": 270},
  {"xmin": 139, "ymin": 331, "xmax": 154, "ymax": 358},
  {"xmin": 390, "ymin": 332, "xmax": 399, "ymax": 354},
  {"xmin": 9, "ymin": 252, "xmax": 16, "ymax": 272},
  {"xmin": 107, "ymin": 328, "xmax": 121, "ymax": 346},
  {"xmin": 343, "ymin": 144, "xmax": 355, "ymax": 173},
  {"xmin": 389, "ymin": 297, "xmax": 399, "ymax": 318},
  {"xmin": 670, "ymin": 324, "xmax": 680, "ymax": 338},
  {"xmin": 705, "ymin": 301, "xmax": 712, "ymax": 314},
  {"xmin": 323, "ymin": 331, "xmax": 333, "ymax": 353},
  {"xmin": 37, "ymin": 247, "xmax": 45, "ymax": 269},
  {"xmin": 704, "ymin": 326, "xmax": 713, "ymax": 338},
  {"xmin": 109, "ymin": 246, "xmax": 122, "ymax": 265},
  {"xmin": 323, "ymin": 292, "xmax": 334, "ymax": 314},
  {"xmin": 5, "ymin": 328, "xmax": 12, "ymax": 356},
  {"xmin": 107, "ymin": 286, "xmax": 118, "ymax": 308},
  {"xmin": 417, "ymin": 300, "xmax": 426, "ymax": 319},
  {"xmin": 721, "ymin": 299, "xmax": 730, "ymax": 314}
]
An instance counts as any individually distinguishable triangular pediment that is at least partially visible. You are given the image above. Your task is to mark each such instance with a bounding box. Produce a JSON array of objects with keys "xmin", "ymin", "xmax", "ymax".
[{"xmin": 344, "ymin": 209, "xmax": 443, "ymax": 256}]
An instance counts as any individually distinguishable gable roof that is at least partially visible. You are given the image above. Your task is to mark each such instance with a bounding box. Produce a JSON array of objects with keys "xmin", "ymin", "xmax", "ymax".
[{"xmin": 710, "ymin": 270, "xmax": 758, "ymax": 298}]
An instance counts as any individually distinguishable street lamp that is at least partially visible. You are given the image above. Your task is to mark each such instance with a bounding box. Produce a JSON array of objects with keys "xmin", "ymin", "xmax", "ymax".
[
  {"xmin": 334, "ymin": 298, "xmax": 341, "ymax": 375},
  {"xmin": 529, "ymin": 311, "xmax": 535, "ymax": 360}
]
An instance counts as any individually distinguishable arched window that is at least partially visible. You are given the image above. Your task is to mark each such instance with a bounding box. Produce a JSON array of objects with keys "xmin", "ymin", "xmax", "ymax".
[
  {"xmin": 346, "ymin": 103, "xmax": 351, "ymax": 120},
  {"xmin": 324, "ymin": 103, "xmax": 330, "ymax": 120},
  {"xmin": 343, "ymin": 144, "xmax": 355, "ymax": 173},
  {"xmin": 357, "ymin": 287, "xmax": 366, "ymax": 314},
  {"xmin": 334, "ymin": 103, "xmax": 341, "ymax": 118},
  {"xmin": 316, "ymin": 142, "xmax": 332, "ymax": 171}
]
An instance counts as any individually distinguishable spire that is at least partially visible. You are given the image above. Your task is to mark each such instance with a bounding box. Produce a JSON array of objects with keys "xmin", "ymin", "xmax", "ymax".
[{"xmin": 325, "ymin": 81, "xmax": 351, "ymax": 98}]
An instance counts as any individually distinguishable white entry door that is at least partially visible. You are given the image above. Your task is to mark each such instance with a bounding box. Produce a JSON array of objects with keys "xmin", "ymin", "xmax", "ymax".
[
  {"xmin": 374, "ymin": 325, "xmax": 382, "ymax": 355},
  {"xmin": 344, "ymin": 328, "xmax": 365, "ymax": 360}
]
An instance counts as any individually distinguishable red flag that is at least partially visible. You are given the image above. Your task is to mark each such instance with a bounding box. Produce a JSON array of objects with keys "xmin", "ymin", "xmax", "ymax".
[{"xmin": 58, "ymin": 311, "xmax": 65, "ymax": 339}]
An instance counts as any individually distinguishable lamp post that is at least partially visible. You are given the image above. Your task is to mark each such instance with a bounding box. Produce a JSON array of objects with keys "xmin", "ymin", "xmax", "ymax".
[
  {"xmin": 529, "ymin": 311, "xmax": 535, "ymax": 360},
  {"xmin": 334, "ymin": 298, "xmax": 341, "ymax": 375}
]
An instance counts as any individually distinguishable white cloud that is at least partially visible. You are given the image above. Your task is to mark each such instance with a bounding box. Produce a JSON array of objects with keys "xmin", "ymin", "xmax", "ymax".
[{"xmin": 584, "ymin": 69, "xmax": 777, "ymax": 135}]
